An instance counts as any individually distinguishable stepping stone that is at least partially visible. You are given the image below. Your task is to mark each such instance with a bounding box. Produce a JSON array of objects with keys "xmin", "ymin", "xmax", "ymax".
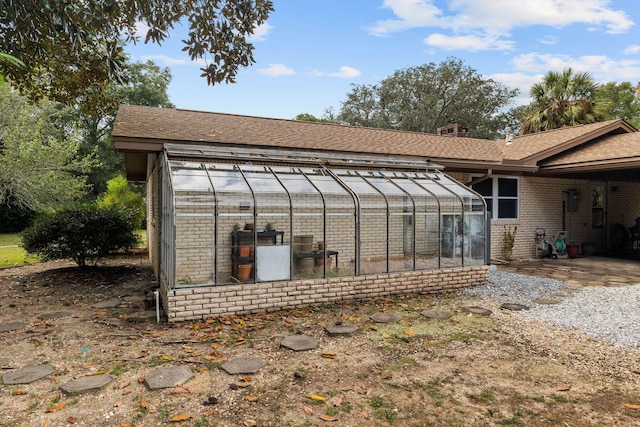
[
  {"xmin": 0, "ymin": 358, "xmax": 9, "ymax": 367},
  {"xmin": 500, "ymin": 303, "xmax": 529, "ymax": 311},
  {"xmin": 61, "ymin": 374, "xmax": 115, "ymax": 394},
  {"xmin": 221, "ymin": 358, "xmax": 266, "ymax": 375},
  {"xmin": 37, "ymin": 311, "xmax": 71, "ymax": 320},
  {"xmin": 145, "ymin": 366, "xmax": 194, "ymax": 390},
  {"xmin": 421, "ymin": 309, "xmax": 451, "ymax": 319},
  {"xmin": 324, "ymin": 322, "xmax": 359, "ymax": 336},
  {"xmin": 370, "ymin": 313, "xmax": 402, "ymax": 323},
  {"xmin": 533, "ymin": 298, "xmax": 560, "ymax": 305},
  {"xmin": 0, "ymin": 322, "xmax": 27, "ymax": 333},
  {"xmin": 461, "ymin": 306, "xmax": 492, "ymax": 317},
  {"xmin": 550, "ymin": 293, "xmax": 570, "ymax": 298},
  {"xmin": 2, "ymin": 364, "xmax": 54, "ymax": 384},
  {"xmin": 280, "ymin": 335, "xmax": 318, "ymax": 351}
]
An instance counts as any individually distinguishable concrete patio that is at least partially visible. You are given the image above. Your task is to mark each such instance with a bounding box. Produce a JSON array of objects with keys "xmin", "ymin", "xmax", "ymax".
[{"xmin": 496, "ymin": 256, "xmax": 640, "ymax": 288}]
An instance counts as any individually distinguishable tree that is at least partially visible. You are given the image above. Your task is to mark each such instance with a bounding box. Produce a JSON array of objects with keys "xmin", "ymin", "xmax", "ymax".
[
  {"xmin": 98, "ymin": 175, "xmax": 146, "ymax": 229},
  {"xmin": 0, "ymin": 0, "xmax": 273, "ymax": 111},
  {"xmin": 521, "ymin": 68, "xmax": 609, "ymax": 134},
  {"xmin": 78, "ymin": 59, "xmax": 176, "ymax": 195},
  {"xmin": 0, "ymin": 86, "xmax": 97, "ymax": 212},
  {"xmin": 294, "ymin": 113, "xmax": 330, "ymax": 122},
  {"xmin": 596, "ymin": 81, "xmax": 640, "ymax": 129},
  {"xmin": 335, "ymin": 58, "xmax": 519, "ymax": 140}
]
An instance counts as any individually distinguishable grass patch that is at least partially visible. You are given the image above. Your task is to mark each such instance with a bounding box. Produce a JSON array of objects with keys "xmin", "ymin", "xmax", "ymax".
[{"xmin": 0, "ymin": 233, "xmax": 40, "ymax": 269}]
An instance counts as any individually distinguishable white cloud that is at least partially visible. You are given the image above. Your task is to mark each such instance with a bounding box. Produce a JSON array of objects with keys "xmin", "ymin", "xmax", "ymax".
[
  {"xmin": 512, "ymin": 52, "xmax": 640, "ymax": 81},
  {"xmin": 368, "ymin": 0, "xmax": 634, "ymax": 51},
  {"xmin": 256, "ymin": 64, "xmax": 296, "ymax": 77},
  {"xmin": 248, "ymin": 22, "xmax": 273, "ymax": 42},
  {"xmin": 328, "ymin": 66, "xmax": 362, "ymax": 79},
  {"xmin": 309, "ymin": 66, "xmax": 362, "ymax": 79},
  {"xmin": 624, "ymin": 45, "xmax": 640, "ymax": 55},
  {"xmin": 368, "ymin": 0, "xmax": 444, "ymax": 36},
  {"xmin": 538, "ymin": 35, "xmax": 557, "ymax": 45},
  {"xmin": 489, "ymin": 72, "xmax": 543, "ymax": 105},
  {"xmin": 424, "ymin": 33, "xmax": 514, "ymax": 51}
]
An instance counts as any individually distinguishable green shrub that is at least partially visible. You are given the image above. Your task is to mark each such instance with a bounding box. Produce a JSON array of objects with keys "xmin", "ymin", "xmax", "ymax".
[{"xmin": 21, "ymin": 205, "xmax": 139, "ymax": 267}]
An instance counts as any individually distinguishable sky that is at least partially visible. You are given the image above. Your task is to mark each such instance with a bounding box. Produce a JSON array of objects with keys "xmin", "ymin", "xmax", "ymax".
[{"xmin": 125, "ymin": 0, "xmax": 640, "ymax": 121}]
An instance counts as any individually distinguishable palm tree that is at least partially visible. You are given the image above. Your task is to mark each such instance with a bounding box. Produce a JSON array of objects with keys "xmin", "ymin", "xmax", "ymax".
[{"xmin": 521, "ymin": 68, "xmax": 609, "ymax": 134}]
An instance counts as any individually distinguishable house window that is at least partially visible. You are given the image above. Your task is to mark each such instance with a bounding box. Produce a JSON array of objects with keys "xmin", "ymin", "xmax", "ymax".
[{"xmin": 472, "ymin": 176, "xmax": 518, "ymax": 219}]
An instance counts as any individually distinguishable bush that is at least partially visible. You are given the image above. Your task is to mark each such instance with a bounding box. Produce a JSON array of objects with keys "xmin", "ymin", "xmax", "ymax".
[{"xmin": 21, "ymin": 205, "xmax": 139, "ymax": 267}]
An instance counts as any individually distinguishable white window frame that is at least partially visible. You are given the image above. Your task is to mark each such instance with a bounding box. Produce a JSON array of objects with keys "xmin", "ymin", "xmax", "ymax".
[{"xmin": 471, "ymin": 175, "xmax": 519, "ymax": 220}]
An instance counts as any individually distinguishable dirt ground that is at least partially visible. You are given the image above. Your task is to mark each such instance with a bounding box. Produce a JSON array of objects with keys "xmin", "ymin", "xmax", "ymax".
[{"xmin": 1, "ymin": 252, "xmax": 640, "ymax": 427}]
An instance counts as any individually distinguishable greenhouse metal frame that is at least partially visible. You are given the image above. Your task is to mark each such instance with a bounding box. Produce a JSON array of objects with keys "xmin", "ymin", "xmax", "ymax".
[{"xmin": 159, "ymin": 146, "xmax": 488, "ymax": 290}]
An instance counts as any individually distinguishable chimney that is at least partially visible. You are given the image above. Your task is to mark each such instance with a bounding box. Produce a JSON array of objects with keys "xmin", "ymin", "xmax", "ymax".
[{"xmin": 437, "ymin": 123, "xmax": 470, "ymax": 137}]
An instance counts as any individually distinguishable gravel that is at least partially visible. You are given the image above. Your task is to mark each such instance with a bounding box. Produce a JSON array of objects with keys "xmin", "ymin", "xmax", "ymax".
[{"xmin": 464, "ymin": 268, "xmax": 640, "ymax": 350}]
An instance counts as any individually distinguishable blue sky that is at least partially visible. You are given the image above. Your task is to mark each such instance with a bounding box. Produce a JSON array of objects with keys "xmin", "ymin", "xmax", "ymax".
[{"xmin": 125, "ymin": 0, "xmax": 640, "ymax": 120}]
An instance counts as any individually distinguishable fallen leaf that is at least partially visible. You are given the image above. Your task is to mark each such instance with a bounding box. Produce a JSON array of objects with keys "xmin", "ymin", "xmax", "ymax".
[
  {"xmin": 245, "ymin": 395, "xmax": 258, "ymax": 402},
  {"xmin": 353, "ymin": 385, "xmax": 368, "ymax": 395},
  {"xmin": 122, "ymin": 390, "xmax": 132, "ymax": 396},
  {"xmin": 170, "ymin": 414, "xmax": 194, "ymax": 422},
  {"xmin": 113, "ymin": 400, "xmax": 123, "ymax": 408},
  {"xmin": 304, "ymin": 406, "xmax": 314, "ymax": 415},
  {"xmin": 66, "ymin": 417, "xmax": 77, "ymax": 424},
  {"xmin": 624, "ymin": 403, "xmax": 640, "ymax": 410},
  {"xmin": 307, "ymin": 394, "xmax": 327, "ymax": 401},
  {"xmin": 360, "ymin": 411, "xmax": 369, "ymax": 419},
  {"xmin": 319, "ymin": 414, "xmax": 338, "ymax": 421},
  {"xmin": 239, "ymin": 376, "xmax": 252, "ymax": 382},
  {"xmin": 321, "ymin": 353, "xmax": 336, "ymax": 359},
  {"xmin": 82, "ymin": 363, "xmax": 99, "ymax": 369},
  {"xmin": 46, "ymin": 403, "xmax": 66, "ymax": 412},
  {"xmin": 138, "ymin": 377, "xmax": 145, "ymax": 383},
  {"xmin": 12, "ymin": 390, "xmax": 27, "ymax": 395},
  {"xmin": 203, "ymin": 409, "xmax": 216, "ymax": 416},
  {"xmin": 557, "ymin": 385, "xmax": 571, "ymax": 391},
  {"xmin": 118, "ymin": 381, "xmax": 130, "ymax": 389},
  {"xmin": 244, "ymin": 420, "xmax": 257, "ymax": 426},
  {"xmin": 120, "ymin": 422, "xmax": 134, "ymax": 427},
  {"xmin": 331, "ymin": 396, "xmax": 343, "ymax": 407},
  {"xmin": 403, "ymin": 329, "xmax": 415, "ymax": 336},
  {"xmin": 140, "ymin": 400, "xmax": 150, "ymax": 409}
]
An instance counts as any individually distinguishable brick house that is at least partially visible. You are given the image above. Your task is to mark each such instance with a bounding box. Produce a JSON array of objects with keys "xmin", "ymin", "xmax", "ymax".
[{"xmin": 113, "ymin": 105, "xmax": 640, "ymax": 321}]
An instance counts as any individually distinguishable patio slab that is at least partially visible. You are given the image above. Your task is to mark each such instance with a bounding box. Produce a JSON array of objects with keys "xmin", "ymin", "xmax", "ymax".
[
  {"xmin": 3, "ymin": 364, "xmax": 54, "ymax": 384},
  {"xmin": 370, "ymin": 313, "xmax": 402, "ymax": 323},
  {"xmin": 0, "ymin": 322, "xmax": 27, "ymax": 333},
  {"xmin": 221, "ymin": 357, "xmax": 266, "ymax": 375},
  {"xmin": 280, "ymin": 335, "xmax": 318, "ymax": 351},
  {"xmin": 61, "ymin": 374, "xmax": 115, "ymax": 394},
  {"xmin": 145, "ymin": 365, "xmax": 194, "ymax": 389}
]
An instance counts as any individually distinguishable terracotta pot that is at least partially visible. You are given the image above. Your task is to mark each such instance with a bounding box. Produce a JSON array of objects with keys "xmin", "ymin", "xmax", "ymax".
[
  {"xmin": 237, "ymin": 264, "xmax": 253, "ymax": 281},
  {"xmin": 314, "ymin": 257, "xmax": 332, "ymax": 272},
  {"xmin": 239, "ymin": 245, "xmax": 252, "ymax": 257},
  {"xmin": 244, "ymin": 222, "xmax": 254, "ymax": 231}
]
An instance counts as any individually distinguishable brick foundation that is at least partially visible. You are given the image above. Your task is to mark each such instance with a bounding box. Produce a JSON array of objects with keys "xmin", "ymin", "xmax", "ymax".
[{"xmin": 161, "ymin": 265, "xmax": 489, "ymax": 322}]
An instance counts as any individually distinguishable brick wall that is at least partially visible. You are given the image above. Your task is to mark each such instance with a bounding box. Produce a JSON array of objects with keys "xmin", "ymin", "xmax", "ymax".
[{"xmin": 160, "ymin": 265, "xmax": 489, "ymax": 322}]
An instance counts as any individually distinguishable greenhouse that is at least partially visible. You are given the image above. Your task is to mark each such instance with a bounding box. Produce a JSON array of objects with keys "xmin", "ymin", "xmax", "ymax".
[{"xmin": 160, "ymin": 147, "xmax": 488, "ymax": 291}]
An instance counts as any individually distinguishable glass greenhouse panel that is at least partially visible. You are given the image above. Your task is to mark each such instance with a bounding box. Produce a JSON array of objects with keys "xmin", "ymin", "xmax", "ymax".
[
  {"xmin": 170, "ymin": 163, "xmax": 216, "ymax": 286},
  {"xmin": 389, "ymin": 175, "xmax": 440, "ymax": 269},
  {"xmin": 305, "ymin": 170, "xmax": 356, "ymax": 277},
  {"xmin": 336, "ymin": 172, "xmax": 388, "ymax": 275},
  {"xmin": 365, "ymin": 174, "xmax": 414, "ymax": 272}
]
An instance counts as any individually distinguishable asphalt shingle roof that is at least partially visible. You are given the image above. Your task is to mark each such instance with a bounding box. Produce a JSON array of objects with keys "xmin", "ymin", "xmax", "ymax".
[{"xmin": 113, "ymin": 105, "xmax": 503, "ymax": 163}]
